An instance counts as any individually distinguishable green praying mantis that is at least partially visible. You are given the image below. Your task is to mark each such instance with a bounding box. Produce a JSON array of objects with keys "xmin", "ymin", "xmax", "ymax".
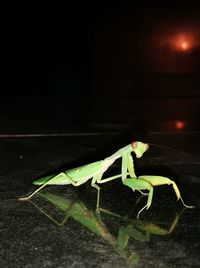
[{"xmin": 19, "ymin": 141, "xmax": 194, "ymax": 217}]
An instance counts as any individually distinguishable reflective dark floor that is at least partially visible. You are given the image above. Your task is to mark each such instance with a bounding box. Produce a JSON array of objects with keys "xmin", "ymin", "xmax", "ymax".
[{"xmin": 0, "ymin": 97, "xmax": 200, "ymax": 267}]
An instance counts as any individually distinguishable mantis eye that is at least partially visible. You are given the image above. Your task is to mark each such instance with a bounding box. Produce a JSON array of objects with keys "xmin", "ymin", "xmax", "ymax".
[{"xmin": 131, "ymin": 141, "xmax": 138, "ymax": 148}]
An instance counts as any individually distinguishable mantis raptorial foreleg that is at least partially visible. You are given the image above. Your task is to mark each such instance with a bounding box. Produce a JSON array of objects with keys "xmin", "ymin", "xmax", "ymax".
[
  {"xmin": 123, "ymin": 178, "xmax": 153, "ymax": 218},
  {"xmin": 121, "ymin": 152, "xmax": 149, "ymax": 195},
  {"xmin": 121, "ymin": 153, "xmax": 129, "ymax": 182},
  {"xmin": 139, "ymin": 176, "xmax": 194, "ymax": 209},
  {"xmin": 123, "ymin": 175, "xmax": 194, "ymax": 218},
  {"xmin": 127, "ymin": 153, "xmax": 137, "ymax": 178}
]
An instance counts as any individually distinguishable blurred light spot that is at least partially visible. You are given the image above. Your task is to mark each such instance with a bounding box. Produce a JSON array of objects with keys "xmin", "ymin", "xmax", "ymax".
[
  {"xmin": 175, "ymin": 120, "xmax": 185, "ymax": 130},
  {"xmin": 169, "ymin": 33, "xmax": 195, "ymax": 53},
  {"xmin": 174, "ymin": 35, "xmax": 192, "ymax": 52},
  {"xmin": 180, "ymin": 41, "xmax": 189, "ymax": 51}
]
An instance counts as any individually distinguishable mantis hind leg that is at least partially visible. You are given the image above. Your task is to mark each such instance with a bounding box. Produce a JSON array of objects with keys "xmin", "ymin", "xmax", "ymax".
[
  {"xmin": 19, "ymin": 182, "xmax": 48, "ymax": 201},
  {"xmin": 19, "ymin": 172, "xmax": 78, "ymax": 201}
]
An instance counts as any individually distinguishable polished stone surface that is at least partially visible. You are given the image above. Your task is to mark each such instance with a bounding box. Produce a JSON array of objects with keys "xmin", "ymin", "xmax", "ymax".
[{"xmin": 0, "ymin": 128, "xmax": 200, "ymax": 267}]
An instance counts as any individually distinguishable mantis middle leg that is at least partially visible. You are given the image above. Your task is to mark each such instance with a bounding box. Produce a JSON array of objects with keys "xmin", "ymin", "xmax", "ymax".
[{"xmin": 91, "ymin": 173, "xmax": 123, "ymax": 209}]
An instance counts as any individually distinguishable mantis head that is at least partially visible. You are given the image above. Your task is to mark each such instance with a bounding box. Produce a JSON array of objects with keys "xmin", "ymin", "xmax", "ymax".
[{"xmin": 131, "ymin": 141, "xmax": 149, "ymax": 158}]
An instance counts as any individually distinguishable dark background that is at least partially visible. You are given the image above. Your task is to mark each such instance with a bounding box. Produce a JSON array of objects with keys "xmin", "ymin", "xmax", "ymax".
[
  {"xmin": 1, "ymin": 3, "xmax": 200, "ymax": 267},
  {"xmin": 1, "ymin": 2, "xmax": 200, "ymax": 132}
]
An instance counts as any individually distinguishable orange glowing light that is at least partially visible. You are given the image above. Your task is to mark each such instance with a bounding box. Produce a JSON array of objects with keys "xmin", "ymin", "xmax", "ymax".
[
  {"xmin": 180, "ymin": 41, "xmax": 189, "ymax": 51},
  {"xmin": 169, "ymin": 33, "xmax": 195, "ymax": 52},
  {"xmin": 175, "ymin": 121, "xmax": 185, "ymax": 130}
]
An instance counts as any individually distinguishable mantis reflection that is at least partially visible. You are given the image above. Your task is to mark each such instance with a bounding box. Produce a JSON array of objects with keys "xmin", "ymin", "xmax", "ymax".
[{"xmin": 28, "ymin": 190, "xmax": 182, "ymax": 266}]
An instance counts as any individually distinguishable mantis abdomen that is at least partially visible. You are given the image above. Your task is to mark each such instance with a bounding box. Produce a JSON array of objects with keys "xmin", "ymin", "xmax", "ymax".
[{"xmin": 33, "ymin": 160, "xmax": 104, "ymax": 185}]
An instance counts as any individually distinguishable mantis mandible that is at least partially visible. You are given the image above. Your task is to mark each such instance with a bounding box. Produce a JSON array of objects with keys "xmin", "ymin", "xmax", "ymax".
[{"xmin": 19, "ymin": 141, "xmax": 149, "ymax": 209}]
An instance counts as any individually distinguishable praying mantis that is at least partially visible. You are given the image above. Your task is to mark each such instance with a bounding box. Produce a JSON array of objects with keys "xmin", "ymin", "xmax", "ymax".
[
  {"xmin": 19, "ymin": 141, "xmax": 194, "ymax": 217},
  {"xmin": 19, "ymin": 141, "xmax": 148, "ymax": 206}
]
